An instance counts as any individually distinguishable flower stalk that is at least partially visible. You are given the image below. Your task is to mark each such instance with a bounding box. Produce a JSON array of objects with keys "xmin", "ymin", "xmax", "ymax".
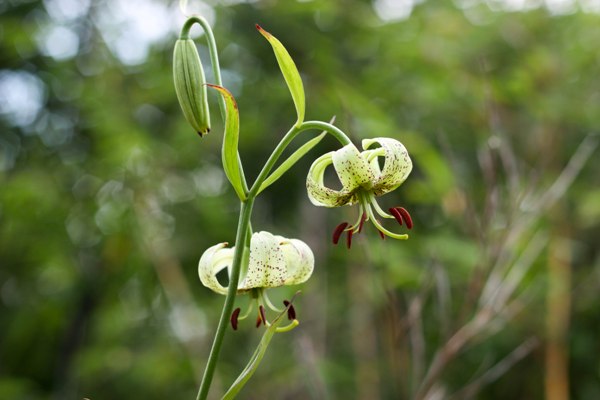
[{"xmin": 173, "ymin": 15, "xmax": 413, "ymax": 400}]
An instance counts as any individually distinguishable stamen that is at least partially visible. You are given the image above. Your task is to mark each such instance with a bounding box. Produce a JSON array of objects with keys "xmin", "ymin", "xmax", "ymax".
[
  {"xmin": 346, "ymin": 229, "xmax": 353, "ymax": 249},
  {"xmin": 369, "ymin": 194, "xmax": 394, "ymax": 219},
  {"xmin": 259, "ymin": 305, "xmax": 267, "ymax": 326},
  {"xmin": 231, "ymin": 307, "xmax": 241, "ymax": 330},
  {"xmin": 238, "ymin": 301, "xmax": 255, "ymax": 320},
  {"xmin": 332, "ymin": 222, "xmax": 348, "ymax": 245},
  {"xmin": 358, "ymin": 212, "xmax": 367, "ymax": 233},
  {"xmin": 389, "ymin": 207, "xmax": 403, "ymax": 226},
  {"xmin": 365, "ymin": 204, "xmax": 409, "ymax": 240},
  {"xmin": 398, "ymin": 207, "xmax": 413, "ymax": 229},
  {"xmin": 283, "ymin": 300, "xmax": 296, "ymax": 320},
  {"xmin": 262, "ymin": 290, "xmax": 283, "ymax": 312},
  {"xmin": 255, "ymin": 315, "xmax": 262, "ymax": 328},
  {"xmin": 275, "ymin": 319, "xmax": 300, "ymax": 333},
  {"xmin": 377, "ymin": 226, "xmax": 385, "ymax": 240}
]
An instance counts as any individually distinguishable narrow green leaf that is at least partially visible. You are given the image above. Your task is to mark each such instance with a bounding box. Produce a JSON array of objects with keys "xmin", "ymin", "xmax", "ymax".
[
  {"xmin": 256, "ymin": 25, "xmax": 305, "ymax": 126},
  {"xmin": 221, "ymin": 307, "xmax": 292, "ymax": 400},
  {"xmin": 258, "ymin": 132, "xmax": 326, "ymax": 195},
  {"xmin": 206, "ymin": 84, "xmax": 247, "ymax": 201}
]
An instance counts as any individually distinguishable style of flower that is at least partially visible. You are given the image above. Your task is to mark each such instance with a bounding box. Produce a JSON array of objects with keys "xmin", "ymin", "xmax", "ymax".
[
  {"xmin": 198, "ymin": 231, "xmax": 314, "ymax": 330},
  {"xmin": 306, "ymin": 137, "xmax": 413, "ymax": 247}
]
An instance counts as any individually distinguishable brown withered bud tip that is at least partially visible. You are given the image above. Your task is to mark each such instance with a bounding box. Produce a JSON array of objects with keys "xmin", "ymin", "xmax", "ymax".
[
  {"xmin": 389, "ymin": 207, "xmax": 403, "ymax": 226},
  {"xmin": 358, "ymin": 212, "xmax": 367, "ymax": 233},
  {"xmin": 231, "ymin": 307, "xmax": 241, "ymax": 330},
  {"xmin": 332, "ymin": 222, "xmax": 349, "ymax": 245},
  {"xmin": 346, "ymin": 229, "xmax": 353, "ymax": 249},
  {"xmin": 283, "ymin": 300, "xmax": 296, "ymax": 320},
  {"xmin": 398, "ymin": 207, "xmax": 413, "ymax": 229}
]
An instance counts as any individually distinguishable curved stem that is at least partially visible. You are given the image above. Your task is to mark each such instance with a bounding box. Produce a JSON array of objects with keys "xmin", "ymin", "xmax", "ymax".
[
  {"xmin": 180, "ymin": 16, "xmax": 249, "ymax": 193},
  {"xmin": 249, "ymin": 120, "xmax": 353, "ymax": 197},
  {"xmin": 300, "ymin": 120, "xmax": 352, "ymax": 146},
  {"xmin": 196, "ymin": 199, "xmax": 255, "ymax": 400}
]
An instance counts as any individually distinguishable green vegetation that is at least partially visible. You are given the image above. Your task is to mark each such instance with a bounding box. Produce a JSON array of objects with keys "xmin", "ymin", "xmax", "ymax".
[{"xmin": 1, "ymin": 1, "xmax": 599, "ymax": 399}]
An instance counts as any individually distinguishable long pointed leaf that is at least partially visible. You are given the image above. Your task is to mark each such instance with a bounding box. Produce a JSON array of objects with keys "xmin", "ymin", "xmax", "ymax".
[
  {"xmin": 258, "ymin": 132, "xmax": 326, "ymax": 195},
  {"xmin": 221, "ymin": 307, "xmax": 293, "ymax": 400},
  {"xmin": 206, "ymin": 84, "xmax": 247, "ymax": 201},
  {"xmin": 256, "ymin": 25, "xmax": 305, "ymax": 126}
]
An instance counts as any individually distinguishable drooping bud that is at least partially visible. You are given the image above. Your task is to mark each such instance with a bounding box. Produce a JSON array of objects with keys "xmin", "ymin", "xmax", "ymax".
[{"xmin": 173, "ymin": 39, "xmax": 211, "ymax": 136}]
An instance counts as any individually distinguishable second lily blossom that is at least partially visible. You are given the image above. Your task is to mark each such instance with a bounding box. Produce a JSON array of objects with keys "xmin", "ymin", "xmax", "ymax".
[{"xmin": 306, "ymin": 137, "xmax": 413, "ymax": 247}]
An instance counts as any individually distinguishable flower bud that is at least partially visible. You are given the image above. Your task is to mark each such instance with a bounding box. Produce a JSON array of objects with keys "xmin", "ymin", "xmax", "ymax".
[{"xmin": 173, "ymin": 39, "xmax": 211, "ymax": 136}]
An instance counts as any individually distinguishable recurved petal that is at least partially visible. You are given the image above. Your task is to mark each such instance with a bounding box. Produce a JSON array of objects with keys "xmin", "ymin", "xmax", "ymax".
[
  {"xmin": 362, "ymin": 137, "xmax": 412, "ymax": 196},
  {"xmin": 198, "ymin": 242, "xmax": 234, "ymax": 295},
  {"xmin": 240, "ymin": 231, "xmax": 287, "ymax": 289},
  {"xmin": 332, "ymin": 143, "xmax": 377, "ymax": 191},
  {"xmin": 306, "ymin": 151, "xmax": 356, "ymax": 207},
  {"xmin": 278, "ymin": 237, "xmax": 314, "ymax": 285}
]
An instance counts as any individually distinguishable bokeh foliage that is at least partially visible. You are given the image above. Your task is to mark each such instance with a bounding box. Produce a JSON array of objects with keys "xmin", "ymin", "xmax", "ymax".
[{"xmin": 1, "ymin": 0, "xmax": 599, "ymax": 399}]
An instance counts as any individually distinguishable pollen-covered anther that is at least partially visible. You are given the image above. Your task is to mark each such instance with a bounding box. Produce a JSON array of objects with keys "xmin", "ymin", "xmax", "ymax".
[
  {"xmin": 397, "ymin": 207, "xmax": 413, "ymax": 229},
  {"xmin": 389, "ymin": 207, "xmax": 403, "ymax": 226},
  {"xmin": 231, "ymin": 307, "xmax": 241, "ymax": 330},
  {"xmin": 283, "ymin": 300, "xmax": 296, "ymax": 320},
  {"xmin": 358, "ymin": 212, "xmax": 367, "ymax": 233},
  {"xmin": 332, "ymin": 222, "xmax": 349, "ymax": 245},
  {"xmin": 258, "ymin": 305, "xmax": 267, "ymax": 326}
]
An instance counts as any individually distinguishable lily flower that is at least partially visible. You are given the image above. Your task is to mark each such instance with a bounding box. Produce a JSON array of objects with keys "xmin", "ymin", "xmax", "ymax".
[
  {"xmin": 198, "ymin": 231, "xmax": 314, "ymax": 330},
  {"xmin": 306, "ymin": 137, "xmax": 413, "ymax": 247}
]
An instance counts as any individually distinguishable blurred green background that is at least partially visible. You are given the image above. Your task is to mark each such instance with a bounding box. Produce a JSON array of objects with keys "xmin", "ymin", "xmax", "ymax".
[{"xmin": 1, "ymin": 0, "xmax": 599, "ymax": 399}]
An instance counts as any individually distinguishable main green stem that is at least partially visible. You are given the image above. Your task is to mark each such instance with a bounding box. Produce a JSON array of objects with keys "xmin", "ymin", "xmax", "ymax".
[{"xmin": 196, "ymin": 199, "xmax": 254, "ymax": 400}]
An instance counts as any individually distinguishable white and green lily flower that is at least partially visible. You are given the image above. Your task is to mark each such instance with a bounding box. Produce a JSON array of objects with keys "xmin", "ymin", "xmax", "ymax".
[
  {"xmin": 306, "ymin": 137, "xmax": 413, "ymax": 246},
  {"xmin": 199, "ymin": 231, "xmax": 313, "ymax": 329}
]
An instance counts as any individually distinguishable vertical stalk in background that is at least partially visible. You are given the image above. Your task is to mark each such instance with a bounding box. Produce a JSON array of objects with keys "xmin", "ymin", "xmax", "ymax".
[{"xmin": 545, "ymin": 225, "xmax": 571, "ymax": 400}]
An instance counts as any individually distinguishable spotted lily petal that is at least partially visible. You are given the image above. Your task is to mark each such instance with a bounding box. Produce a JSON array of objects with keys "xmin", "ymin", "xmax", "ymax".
[
  {"xmin": 241, "ymin": 231, "xmax": 287, "ymax": 289},
  {"xmin": 277, "ymin": 237, "xmax": 314, "ymax": 285},
  {"xmin": 362, "ymin": 138, "xmax": 412, "ymax": 196},
  {"xmin": 306, "ymin": 151, "xmax": 356, "ymax": 207},
  {"xmin": 332, "ymin": 143, "xmax": 377, "ymax": 191},
  {"xmin": 198, "ymin": 232, "xmax": 314, "ymax": 295},
  {"xmin": 198, "ymin": 243, "xmax": 234, "ymax": 295}
]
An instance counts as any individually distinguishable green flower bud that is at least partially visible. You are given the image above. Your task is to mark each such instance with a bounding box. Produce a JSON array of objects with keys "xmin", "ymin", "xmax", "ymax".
[{"xmin": 173, "ymin": 39, "xmax": 211, "ymax": 136}]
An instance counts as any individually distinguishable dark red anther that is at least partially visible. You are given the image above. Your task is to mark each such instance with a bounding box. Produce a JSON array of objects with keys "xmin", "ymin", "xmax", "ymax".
[
  {"xmin": 332, "ymin": 222, "xmax": 348, "ymax": 245},
  {"xmin": 255, "ymin": 315, "xmax": 262, "ymax": 328},
  {"xmin": 389, "ymin": 207, "xmax": 403, "ymax": 226},
  {"xmin": 283, "ymin": 300, "xmax": 296, "ymax": 320},
  {"xmin": 397, "ymin": 207, "xmax": 413, "ymax": 229},
  {"xmin": 358, "ymin": 212, "xmax": 367, "ymax": 233},
  {"xmin": 259, "ymin": 305, "xmax": 267, "ymax": 326},
  {"xmin": 231, "ymin": 307, "xmax": 241, "ymax": 330},
  {"xmin": 346, "ymin": 229, "xmax": 353, "ymax": 249}
]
